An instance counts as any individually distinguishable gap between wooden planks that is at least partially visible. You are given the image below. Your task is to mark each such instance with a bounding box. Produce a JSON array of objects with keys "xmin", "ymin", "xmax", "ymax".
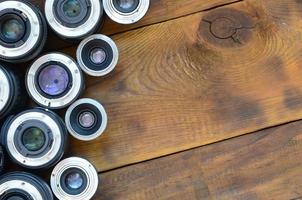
[
  {"xmin": 39, "ymin": 0, "xmax": 302, "ymax": 172},
  {"xmin": 95, "ymin": 119, "xmax": 302, "ymax": 200},
  {"xmin": 32, "ymin": 0, "xmax": 239, "ymax": 50}
]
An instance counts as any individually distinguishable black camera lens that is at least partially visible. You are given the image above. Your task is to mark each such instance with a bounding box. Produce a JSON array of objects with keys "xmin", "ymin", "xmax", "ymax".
[
  {"xmin": 1, "ymin": 108, "xmax": 68, "ymax": 169},
  {"xmin": 0, "ymin": 172, "xmax": 53, "ymax": 200},
  {"xmin": 0, "ymin": 64, "xmax": 26, "ymax": 120},
  {"xmin": 51, "ymin": 157, "xmax": 98, "ymax": 200},
  {"xmin": 26, "ymin": 53, "xmax": 84, "ymax": 109},
  {"xmin": 45, "ymin": 0, "xmax": 104, "ymax": 39},
  {"xmin": 103, "ymin": 0, "xmax": 149, "ymax": 24},
  {"xmin": 0, "ymin": 0, "xmax": 47, "ymax": 63},
  {"xmin": 65, "ymin": 98, "xmax": 107, "ymax": 141},
  {"xmin": 77, "ymin": 34, "xmax": 118, "ymax": 77}
]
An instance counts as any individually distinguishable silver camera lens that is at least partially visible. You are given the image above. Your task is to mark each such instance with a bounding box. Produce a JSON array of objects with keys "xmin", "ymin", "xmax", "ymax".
[
  {"xmin": 51, "ymin": 157, "xmax": 98, "ymax": 200},
  {"xmin": 0, "ymin": 64, "xmax": 26, "ymax": 120},
  {"xmin": 103, "ymin": 0, "xmax": 150, "ymax": 24},
  {"xmin": 0, "ymin": 172, "xmax": 53, "ymax": 200},
  {"xmin": 45, "ymin": 0, "xmax": 104, "ymax": 39},
  {"xmin": 1, "ymin": 108, "xmax": 68, "ymax": 169},
  {"xmin": 26, "ymin": 53, "xmax": 84, "ymax": 109},
  {"xmin": 65, "ymin": 98, "xmax": 108, "ymax": 141},
  {"xmin": 77, "ymin": 34, "xmax": 118, "ymax": 77},
  {"xmin": 0, "ymin": 0, "xmax": 47, "ymax": 63}
]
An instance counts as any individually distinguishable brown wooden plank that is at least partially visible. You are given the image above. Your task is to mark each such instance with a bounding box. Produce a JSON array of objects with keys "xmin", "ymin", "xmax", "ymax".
[
  {"xmin": 31, "ymin": 0, "xmax": 238, "ymax": 50},
  {"xmin": 63, "ymin": 0, "xmax": 302, "ymax": 172},
  {"xmin": 96, "ymin": 120, "xmax": 302, "ymax": 200}
]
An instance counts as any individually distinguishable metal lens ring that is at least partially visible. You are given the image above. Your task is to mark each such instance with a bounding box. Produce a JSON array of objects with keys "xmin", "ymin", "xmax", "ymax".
[
  {"xmin": 65, "ymin": 98, "xmax": 108, "ymax": 141},
  {"xmin": 45, "ymin": 0, "xmax": 103, "ymax": 39},
  {"xmin": 26, "ymin": 53, "xmax": 84, "ymax": 109},
  {"xmin": 0, "ymin": 1, "xmax": 45, "ymax": 62},
  {"xmin": 1, "ymin": 108, "xmax": 67, "ymax": 169},
  {"xmin": 77, "ymin": 34, "xmax": 119, "ymax": 77},
  {"xmin": 51, "ymin": 157, "xmax": 98, "ymax": 200},
  {"xmin": 103, "ymin": 0, "xmax": 150, "ymax": 24},
  {"xmin": 0, "ymin": 172, "xmax": 54, "ymax": 200},
  {"xmin": 0, "ymin": 66, "xmax": 11, "ymax": 115}
]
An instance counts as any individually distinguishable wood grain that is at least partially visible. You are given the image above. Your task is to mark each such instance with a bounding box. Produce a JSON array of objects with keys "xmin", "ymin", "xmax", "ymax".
[
  {"xmin": 95, "ymin": 120, "xmax": 302, "ymax": 200},
  {"xmin": 58, "ymin": 0, "xmax": 302, "ymax": 172},
  {"xmin": 31, "ymin": 0, "xmax": 238, "ymax": 50}
]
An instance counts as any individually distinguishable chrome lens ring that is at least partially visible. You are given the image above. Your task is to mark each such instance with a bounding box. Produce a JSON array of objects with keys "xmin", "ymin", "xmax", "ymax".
[
  {"xmin": 26, "ymin": 53, "xmax": 84, "ymax": 109},
  {"xmin": 0, "ymin": 0, "xmax": 46, "ymax": 62},
  {"xmin": 103, "ymin": 0, "xmax": 150, "ymax": 24},
  {"xmin": 65, "ymin": 98, "xmax": 108, "ymax": 141},
  {"xmin": 2, "ymin": 108, "xmax": 67, "ymax": 169},
  {"xmin": 77, "ymin": 34, "xmax": 119, "ymax": 77},
  {"xmin": 45, "ymin": 0, "xmax": 103, "ymax": 39},
  {"xmin": 0, "ymin": 172, "xmax": 54, "ymax": 200},
  {"xmin": 51, "ymin": 157, "xmax": 98, "ymax": 200},
  {"xmin": 0, "ymin": 67, "xmax": 10, "ymax": 113}
]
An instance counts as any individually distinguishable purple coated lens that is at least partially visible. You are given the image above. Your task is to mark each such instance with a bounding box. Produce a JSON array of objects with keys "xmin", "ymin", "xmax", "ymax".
[{"xmin": 38, "ymin": 65, "xmax": 70, "ymax": 96}]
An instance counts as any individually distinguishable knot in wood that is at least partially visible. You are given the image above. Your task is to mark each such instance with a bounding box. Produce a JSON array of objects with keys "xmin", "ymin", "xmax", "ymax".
[{"xmin": 210, "ymin": 17, "xmax": 237, "ymax": 39}]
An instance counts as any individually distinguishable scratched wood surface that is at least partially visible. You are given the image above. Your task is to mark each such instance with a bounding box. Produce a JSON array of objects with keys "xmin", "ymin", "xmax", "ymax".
[
  {"xmin": 55, "ymin": 0, "xmax": 302, "ymax": 172},
  {"xmin": 95, "ymin": 120, "xmax": 302, "ymax": 200},
  {"xmin": 24, "ymin": 0, "xmax": 302, "ymax": 198}
]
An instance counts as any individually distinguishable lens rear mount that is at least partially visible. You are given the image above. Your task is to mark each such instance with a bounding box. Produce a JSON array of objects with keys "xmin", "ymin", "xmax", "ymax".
[
  {"xmin": 26, "ymin": 53, "xmax": 84, "ymax": 109},
  {"xmin": 77, "ymin": 34, "xmax": 119, "ymax": 77},
  {"xmin": 0, "ymin": 0, "xmax": 47, "ymax": 63},
  {"xmin": 51, "ymin": 157, "xmax": 98, "ymax": 200},
  {"xmin": 45, "ymin": 0, "xmax": 103, "ymax": 39},
  {"xmin": 1, "ymin": 108, "xmax": 68, "ymax": 169},
  {"xmin": 103, "ymin": 0, "xmax": 150, "ymax": 24}
]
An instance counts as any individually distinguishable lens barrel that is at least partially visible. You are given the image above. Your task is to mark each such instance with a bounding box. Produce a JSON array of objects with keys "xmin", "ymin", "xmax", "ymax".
[
  {"xmin": 0, "ymin": 172, "xmax": 54, "ymax": 200},
  {"xmin": 0, "ymin": 63, "xmax": 26, "ymax": 120},
  {"xmin": 65, "ymin": 98, "xmax": 108, "ymax": 141},
  {"xmin": 51, "ymin": 157, "xmax": 98, "ymax": 200},
  {"xmin": 77, "ymin": 34, "xmax": 119, "ymax": 77},
  {"xmin": 0, "ymin": 0, "xmax": 47, "ymax": 63},
  {"xmin": 103, "ymin": 0, "xmax": 150, "ymax": 24},
  {"xmin": 1, "ymin": 108, "xmax": 68, "ymax": 169},
  {"xmin": 45, "ymin": 0, "xmax": 104, "ymax": 40},
  {"xmin": 26, "ymin": 53, "xmax": 84, "ymax": 110}
]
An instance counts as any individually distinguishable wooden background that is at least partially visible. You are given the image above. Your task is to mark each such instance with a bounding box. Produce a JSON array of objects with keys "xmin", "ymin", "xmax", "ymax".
[{"xmin": 22, "ymin": 0, "xmax": 302, "ymax": 199}]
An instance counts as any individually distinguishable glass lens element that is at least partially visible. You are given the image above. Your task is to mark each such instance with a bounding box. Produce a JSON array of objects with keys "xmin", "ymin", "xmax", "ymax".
[
  {"xmin": 63, "ymin": 0, "xmax": 82, "ymax": 18},
  {"xmin": 1, "ymin": 19, "xmax": 24, "ymax": 41},
  {"xmin": 117, "ymin": 0, "xmax": 136, "ymax": 10},
  {"xmin": 38, "ymin": 65, "xmax": 70, "ymax": 96},
  {"xmin": 65, "ymin": 172, "xmax": 84, "ymax": 190},
  {"xmin": 78, "ymin": 111, "xmax": 95, "ymax": 128},
  {"xmin": 22, "ymin": 127, "xmax": 45, "ymax": 151},
  {"xmin": 90, "ymin": 48, "xmax": 106, "ymax": 64}
]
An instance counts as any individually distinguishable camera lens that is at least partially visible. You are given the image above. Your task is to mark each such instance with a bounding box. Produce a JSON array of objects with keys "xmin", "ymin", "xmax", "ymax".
[
  {"xmin": 77, "ymin": 34, "xmax": 118, "ymax": 77},
  {"xmin": 0, "ymin": 172, "xmax": 53, "ymax": 200},
  {"xmin": 0, "ymin": 64, "xmax": 26, "ymax": 120},
  {"xmin": 65, "ymin": 98, "xmax": 107, "ymax": 141},
  {"xmin": 45, "ymin": 0, "xmax": 104, "ymax": 39},
  {"xmin": 26, "ymin": 53, "xmax": 84, "ymax": 109},
  {"xmin": 51, "ymin": 157, "xmax": 98, "ymax": 200},
  {"xmin": 0, "ymin": 0, "xmax": 47, "ymax": 63},
  {"xmin": 1, "ymin": 108, "xmax": 68, "ymax": 169},
  {"xmin": 103, "ymin": 0, "xmax": 149, "ymax": 24}
]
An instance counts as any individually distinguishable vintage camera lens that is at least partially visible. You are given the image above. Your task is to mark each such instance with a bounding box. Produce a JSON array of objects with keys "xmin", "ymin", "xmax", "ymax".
[
  {"xmin": 65, "ymin": 98, "xmax": 107, "ymax": 141},
  {"xmin": 0, "ymin": 0, "xmax": 47, "ymax": 63},
  {"xmin": 1, "ymin": 108, "xmax": 68, "ymax": 169},
  {"xmin": 51, "ymin": 157, "xmax": 98, "ymax": 200},
  {"xmin": 45, "ymin": 0, "xmax": 104, "ymax": 39},
  {"xmin": 77, "ymin": 34, "xmax": 118, "ymax": 77},
  {"xmin": 0, "ymin": 64, "xmax": 25, "ymax": 120},
  {"xmin": 103, "ymin": 0, "xmax": 149, "ymax": 24},
  {"xmin": 26, "ymin": 53, "xmax": 84, "ymax": 109},
  {"xmin": 0, "ymin": 172, "xmax": 53, "ymax": 200}
]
